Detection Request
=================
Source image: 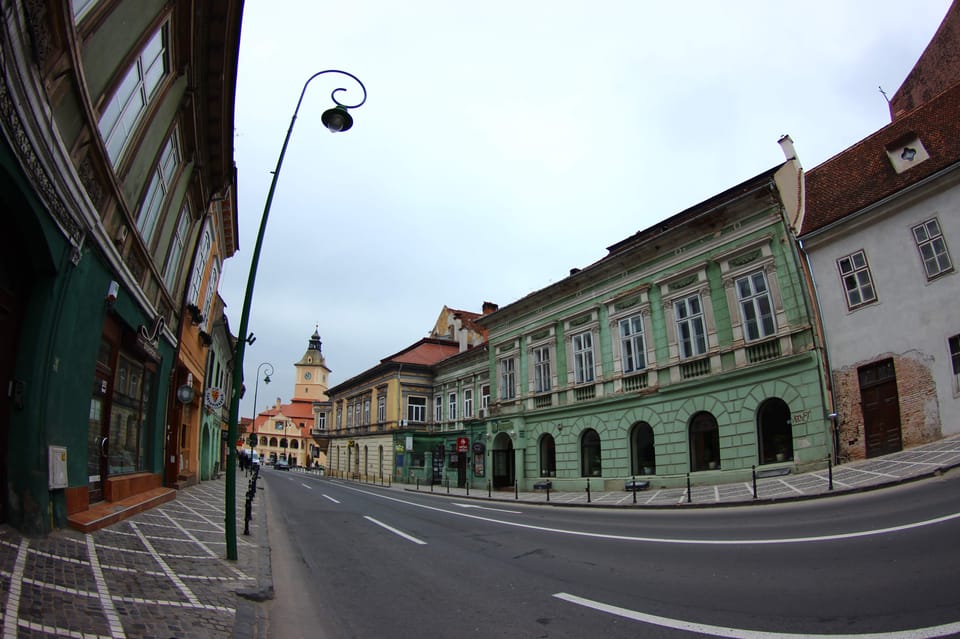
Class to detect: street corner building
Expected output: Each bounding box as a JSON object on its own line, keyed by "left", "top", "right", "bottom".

{"left": 0, "top": 0, "right": 243, "bottom": 534}
{"left": 324, "top": 149, "right": 834, "bottom": 492}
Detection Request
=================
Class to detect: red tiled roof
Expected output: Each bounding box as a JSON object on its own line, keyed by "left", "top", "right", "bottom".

{"left": 889, "top": 0, "right": 960, "bottom": 119}
{"left": 386, "top": 338, "right": 460, "bottom": 366}
{"left": 802, "top": 82, "right": 960, "bottom": 235}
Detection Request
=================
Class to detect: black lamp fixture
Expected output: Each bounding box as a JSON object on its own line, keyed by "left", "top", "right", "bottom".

{"left": 223, "top": 68, "right": 367, "bottom": 560}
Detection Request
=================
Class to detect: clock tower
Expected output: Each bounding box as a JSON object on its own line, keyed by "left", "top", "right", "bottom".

{"left": 293, "top": 328, "right": 331, "bottom": 402}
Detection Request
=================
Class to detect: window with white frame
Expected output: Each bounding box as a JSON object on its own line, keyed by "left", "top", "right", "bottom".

{"left": 136, "top": 129, "right": 180, "bottom": 246}
{"left": 408, "top": 396, "right": 426, "bottom": 423}
{"left": 363, "top": 398, "right": 370, "bottom": 425}
{"left": 98, "top": 25, "right": 169, "bottom": 166}
{"left": 202, "top": 258, "right": 220, "bottom": 323}
{"left": 316, "top": 412, "right": 326, "bottom": 430}
{"left": 463, "top": 388, "right": 473, "bottom": 417}
{"left": 72, "top": 0, "right": 100, "bottom": 21}
{"left": 618, "top": 315, "right": 647, "bottom": 373}
{"left": 837, "top": 250, "right": 877, "bottom": 309}
{"left": 572, "top": 331, "right": 595, "bottom": 384}
{"left": 481, "top": 384, "right": 490, "bottom": 410}
{"left": 336, "top": 406, "right": 342, "bottom": 428}
{"left": 189, "top": 225, "right": 212, "bottom": 304}
{"left": 353, "top": 402, "right": 361, "bottom": 426}
{"left": 163, "top": 204, "right": 190, "bottom": 291}
{"left": 913, "top": 218, "right": 953, "bottom": 280}
{"left": 377, "top": 395, "right": 385, "bottom": 423}
{"left": 500, "top": 358, "right": 516, "bottom": 400}
{"left": 674, "top": 294, "right": 707, "bottom": 358}
{"left": 434, "top": 395, "right": 442, "bottom": 422}
{"left": 736, "top": 271, "right": 776, "bottom": 341}
{"left": 533, "top": 345, "right": 551, "bottom": 393}
{"left": 448, "top": 392, "right": 457, "bottom": 421}
{"left": 346, "top": 403, "right": 353, "bottom": 427}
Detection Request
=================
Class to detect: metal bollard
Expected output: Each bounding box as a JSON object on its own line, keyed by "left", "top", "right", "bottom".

{"left": 466, "top": 482, "right": 470, "bottom": 496}
{"left": 515, "top": 480, "right": 519, "bottom": 500}
{"left": 632, "top": 476, "right": 637, "bottom": 504}
{"left": 488, "top": 480, "right": 492, "bottom": 499}
{"left": 686, "top": 473, "right": 692, "bottom": 503}
{"left": 446, "top": 479, "right": 450, "bottom": 494}
{"left": 752, "top": 465, "right": 758, "bottom": 499}
{"left": 243, "top": 497, "right": 252, "bottom": 536}
{"left": 547, "top": 484, "right": 551, "bottom": 502}
{"left": 586, "top": 478, "right": 591, "bottom": 503}
{"left": 828, "top": 455, "right": 834, "bottom": 491}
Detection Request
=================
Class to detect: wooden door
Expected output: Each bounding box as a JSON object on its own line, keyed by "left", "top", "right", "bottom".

{"left": 860, "top": 360, "right": 902, "bottom": 458}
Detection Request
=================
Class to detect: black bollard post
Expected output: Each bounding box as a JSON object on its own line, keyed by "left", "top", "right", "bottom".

{"left": 416, "top": 476, "right": 420, "bottom": 491}
{"left": 632, "top": 476, "right": 637, "bottom": 504}
{"left": 828, "top": 455, "right": 834, "bottom": 491}
{"left": 686, "top": 473, "right": 692, "bottom": 503}
{"left": 488, "top": 480, "right": 492, "bottom": 499}
{"left": 546, "top": 484, "right": 551, "bottom": 502}
{"left": 752, "top": 465, "right": 758, "bottom": 499}
{"left": 466, "top": 482, "right": 470, "bottom": 496}
{"left": 243, "top": 497, "right": 252, "bottom": 536}
{"left": 447, "top": 479, "right": 450, "bottom": 494}
{"left": 586, "top": 478, "right": 591, "bottom": 503}
{"left": 515, "top": 480, "right": 518, "bottom": 500}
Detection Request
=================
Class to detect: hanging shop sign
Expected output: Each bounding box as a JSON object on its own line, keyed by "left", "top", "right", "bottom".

{"left": 204, "top": 387, "right": 226, "bottom": 409}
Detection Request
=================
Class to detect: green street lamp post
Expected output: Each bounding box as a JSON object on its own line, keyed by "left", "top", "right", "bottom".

{"left": 224, "top": 70, "right": 367, "bottom": 559}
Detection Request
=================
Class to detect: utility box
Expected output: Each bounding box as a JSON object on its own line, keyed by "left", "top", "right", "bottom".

{"left": 48, "top": 446, "right": 68, "bottom": 490}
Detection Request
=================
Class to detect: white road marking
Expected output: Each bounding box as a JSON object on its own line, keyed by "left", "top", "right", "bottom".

{"left": 363, "top": 516, "right": 426, "bottom": 545}
{"left": 554, "top": 592, "right": 960, "bottom": 639}
{"left": 452, "top": 503, "right": 523, "bottom": 514}
{"left": 323, "top": 494, "right": 340, "bottom": 503}
{"left": 301, "top": 483, "right": 313, "bottom": 490}
{"left": 333, "top": 482, "right": 960, "bottom": 545}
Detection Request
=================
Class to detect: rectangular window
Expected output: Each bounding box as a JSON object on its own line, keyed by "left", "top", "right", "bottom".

{"left": 346, "top": 404, "right": 353, "bottom": 428}
{"left": 202, "top": 259, "right": 220, "bottom": 324}
{"left": 408, "top": 396, "right": 426, "bottom": 423}
{"left": 336, "top": 407, "right": 342, "bottom": 428}
{"left": 363, "top": 399, "right": 370, "bottom": 425}
{"left": 448, "top": 392, "right": 457, "bottom": 421}
{"left": 434, "top": 395, "right": 442, "bottom": 422}
{"left": 950, "top": 335, "right": 960, "bottom": 385}
{"left": 136, "top": 130, "right": 181, "bottom": 246}
{"left": 913, "top": 218, "right": 953, "bottom": 279}
{"left": 572, "top": 331, "right": 595, "bottom": 384}
{"left": 317, "top": 413, "right": 326, "bottom": 431}
{"left": 675, "top": 294, "right": 707, "bottom": 358}
{"left": 98, "top": 25, "right": 169, "bottom": 166}
{"left": 533, "top": 345, "right": 551, "bottom": 393}
{"left": 353, "top": 403, "right": 361, "bottom": 426}
{"left": 163, "top": 204, "right": 190, "bottom": 291}
{"left": 481, "top": 384, "right": 490, "bottom": 410}
{"left": 837, "top": 250, "right": 877, "bottom": 309}
{"left": 500, "top": 358, "right": 516, "bottom": 400}
{"left": 189, "top": 226, "right": 212, "bottom": 305}
{"left": 463, "top": 388, "right": 473, "bottom": 417}
{"left": 377, "top": 395, "right": 386, "bottom": 423}
{"left": 736, "top": 271, "right": 776, "bottom": 341}
{"left": 618, "top": 315, "right": 646, "bottom": 373}
{"left": 109, "top": 353, "right": 152, "bottom": 474}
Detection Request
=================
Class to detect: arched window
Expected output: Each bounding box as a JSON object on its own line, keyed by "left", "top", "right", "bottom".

{"left": 268, "top": 436, "right": 277, "bottom": 447}
{"left": 690, "top": 412, "right": 720, "bottom": 471}
{"left": 260, "top": 436, "right": 268, "bottom": 446}
{"left": 631, "top": 422, "right": 656, "bottom": 476}
{"left": 758, "top": 398, "right": 793, "bottom": 464}
{"left": 291, "top": 439, "right": 299, "bottom": 450}
{"left": 539, "top": 434, "right": 556, "bottom": 477}
{"left": 581, "top": 429, "right": 602, "bottom": 477}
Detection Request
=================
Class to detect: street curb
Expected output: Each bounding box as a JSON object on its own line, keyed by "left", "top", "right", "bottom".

{"left": 234, "top": 476, "right": 273, "bottom": 639}
{"left": 396, "top": 461, "right": 960, "bottom": 510}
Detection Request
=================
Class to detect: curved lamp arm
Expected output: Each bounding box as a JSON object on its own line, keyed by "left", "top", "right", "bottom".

{"left": 225, "top": 70, "right": 366, "bottom": 560}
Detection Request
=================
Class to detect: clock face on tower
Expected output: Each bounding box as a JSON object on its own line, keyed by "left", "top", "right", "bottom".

{"left": 304, "top": 372, "right": 312, "bottom": 380}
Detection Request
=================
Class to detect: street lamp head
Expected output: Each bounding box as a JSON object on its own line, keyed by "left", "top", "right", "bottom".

{"left": 264, "top": 374, "right": 271, "bottom": 385}
{"left": 321, "top": 105, "right": 353, "bottom": 133}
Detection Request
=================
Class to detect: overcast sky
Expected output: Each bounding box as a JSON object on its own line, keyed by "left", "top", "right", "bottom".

{"left": 222, "top": 0, "right": 953, "bottom": 418}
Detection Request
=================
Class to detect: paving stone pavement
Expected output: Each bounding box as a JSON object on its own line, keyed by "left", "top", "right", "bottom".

{"left": 0, "top": 469, "right": 270, "bottom": 639}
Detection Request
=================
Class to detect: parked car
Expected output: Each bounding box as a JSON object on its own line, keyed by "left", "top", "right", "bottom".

{"left": 275, "top": 458, "right": 290, "bottom": 471}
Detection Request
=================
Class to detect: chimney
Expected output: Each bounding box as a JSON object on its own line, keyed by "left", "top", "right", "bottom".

{"left": 482, "top": 301, "right": 499, "bottom": 315}
{"left": 778, "top": 134, "right": 798, "bottom": 161}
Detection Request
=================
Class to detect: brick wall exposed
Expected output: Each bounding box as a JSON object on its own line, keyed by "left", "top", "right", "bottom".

{"left": 832, "top": 352, "right": 941, "bottom": 461}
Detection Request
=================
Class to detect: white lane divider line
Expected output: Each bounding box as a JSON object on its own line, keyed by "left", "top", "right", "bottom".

{"left": 364, "top": 516, "right": 427, "bottom": 545}
{"left": 323, "top": 495, "right": 340, "bottom": 504}
{"left": 86, "top": 536, "right": 126, "bottom": 638}
{"left": 452, "top": 503, "right": 522, "bottom": 514}
{"left": 301, "top": 483, "right": 313, "bottom": 490}
{"left": 554, "top": 592, "right": 960, "bottom": 639}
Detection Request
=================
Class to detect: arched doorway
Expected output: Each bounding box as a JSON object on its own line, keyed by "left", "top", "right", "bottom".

{"left": 492, "top": 432, "right": 514, "bottom": 488}
{"left": 539, "top": 434, "right": 556, "bottom": 477}
{"left": 757, "top": 398, "right": 793, "bottom": 464}
{"left": 581, "top": 429, "right": 602, "bottom": 477}
{"left": 690, "top": 412, "right": 720, "bottom": 471}
{"left": 630, "top": 422, "right": 656, "bottom": 475}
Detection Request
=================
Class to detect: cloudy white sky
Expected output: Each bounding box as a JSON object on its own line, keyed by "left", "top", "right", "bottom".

{"left": 222, "top": 0, "right": 953, "bottom": 418}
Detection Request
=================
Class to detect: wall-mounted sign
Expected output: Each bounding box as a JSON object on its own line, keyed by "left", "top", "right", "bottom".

{"left": 472, "top": 442, "right": 485, "bottom": 454}
{"left": 457, "top": 437, "right": 469, "bottom": 453}
{"left": 204, "top": 387, "right": 225, "bottom": 409}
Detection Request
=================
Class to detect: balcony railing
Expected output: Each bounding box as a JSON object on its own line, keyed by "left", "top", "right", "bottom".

{"left": 746, "top": 338, "right": 781, "bottom": 363}
{"left": 680, "top": 357, "right": 710, "bottom": 379}
{"left": 622, "top": 372, "right": 648, "bottom": 392}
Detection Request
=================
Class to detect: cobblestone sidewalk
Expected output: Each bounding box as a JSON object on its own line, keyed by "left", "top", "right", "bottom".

{"left": 0, "top": 472, "right": 269, "bottom": 639}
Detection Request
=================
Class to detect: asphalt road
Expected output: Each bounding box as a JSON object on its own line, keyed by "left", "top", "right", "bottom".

{"left": 261, "top": 469, "right": 960, "bottom": 638}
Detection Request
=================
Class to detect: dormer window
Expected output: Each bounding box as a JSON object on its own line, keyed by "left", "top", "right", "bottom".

{"left": 885, "top": 133, "right": 929, "bottom": 174}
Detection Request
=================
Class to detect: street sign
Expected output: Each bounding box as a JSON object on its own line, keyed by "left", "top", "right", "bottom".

{"left": 456, "top": 437, "right": 469, "bottom": 453}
